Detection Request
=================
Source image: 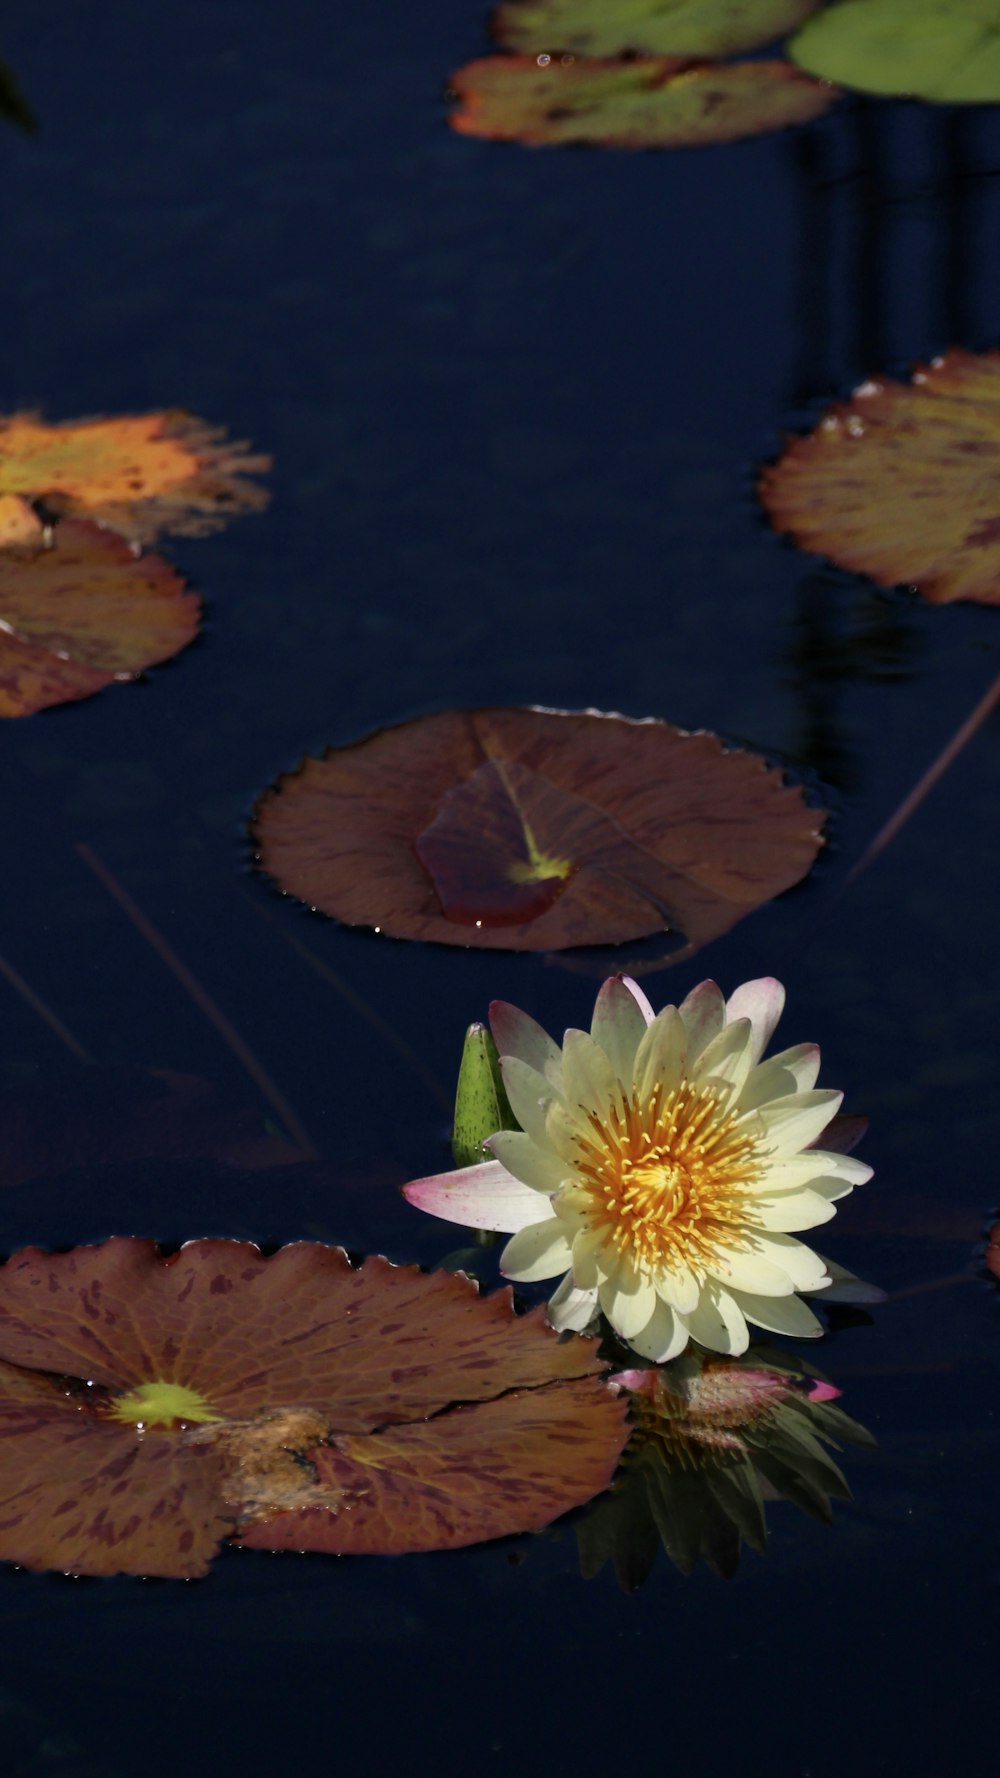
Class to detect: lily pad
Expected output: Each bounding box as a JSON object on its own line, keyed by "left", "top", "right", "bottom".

{"left": 251, "top": 706, "right": 825, "bottom": 953}
{"left": 492, "top": 0, "right": 823, "bottom": 58}
{"left": 789, "top": 0, "right": 1000, "bottom": 103}
{"left": 0, "top": 410, "right": 269, "bottom": 543}
{"left": 447, "top": 55, "right": 837, "bottom": 147}
{"left": 0, "top": 520, "right": 200, "bottom": 717}
{"left": 760, "top": 350, "right": 1000, "bottom": 607}
{"left": 0, "top": 1239, "right": 627, "bottom": 1577}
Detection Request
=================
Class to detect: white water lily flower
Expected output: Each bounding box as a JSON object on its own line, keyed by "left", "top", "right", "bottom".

{"left": 403, "top": 976, "right": 871, "bottom": 1362}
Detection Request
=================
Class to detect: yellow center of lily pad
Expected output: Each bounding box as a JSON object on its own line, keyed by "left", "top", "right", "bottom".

{"left": 108, "top": 1379, "right": 222, "bottom": 1429}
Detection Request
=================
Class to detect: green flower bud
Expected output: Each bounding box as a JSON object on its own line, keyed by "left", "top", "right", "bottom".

{"left": 450, "top": 1022, "right": 519, "bottom": 1167}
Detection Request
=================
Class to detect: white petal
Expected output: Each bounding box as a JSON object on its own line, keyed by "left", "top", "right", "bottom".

{"left": 629, "top": 1297, "right": 690, "bottom": 1362}
{"left": 689, "top": 1017, "right": 754, "bottom": 1098}
{"left": 403, "top": 1159, "right": 552, "bottom": 1232}
{"left": 684, "top": 1282, "right": 749, "bottom": 1355}
{"left": 499, "top": 1056, "right": 562, "bottom": 1147}
{"left": 757, "top": 1150, "right": 872, "bottom": 1190}
{"left": 590, "top": 976, "right": 650, "bottom": 1083}
{"left": 739, "top": 1043, "right": 821, "bottom": 1111}
{"left": 707, "top": 1245, "right": 795, "bottom": 1296}
{"left": 753, "top": 1187, "right": 837, "bottom": 1232}
{"left": 547, "top": 1274, "right": 599, "bottom": 1332}
{"left": 599, "top": 1263, "right": 659, "bottom": 1340}
{"left": 728, "top": 1289, "right": 824, "bottom": 1339}
{"left": 677, "top": 979, "right": 726, "bottom": 1060}
{"left": 725, "top": 977, "right": 785, "bottom": 1064}
{"left": 633, "top": 1005, "right": 687, "bottom": 1105}
{"left": 500, "top": 1218, "right": 574, "bottom": 1282}
{"left": 489, "top": 1000, "right": 562, "bottom": 1083}
{"left": 561, "top": 1029, "right": 621, "bottom": 1118}
{"left": 751, "top": 1231, "right": 830, "bottom": 1291}
{"left": 485, "top": 1130, "right": 567, "bottom": 1194}
{"left": 805, "top": 1175, "right": 858, "bottom": 1204}
{"left": 621, "top": 976, "right": 655, "bottom": 1025}
{"left": 654, "top": 1260, "right": 701, "bottom": 1315}
{"left": 569, "top": 1226, "right": 615, "bottom": 1290}
{"left": 753, "top": 1089, "right": 843, "bottom": 1155}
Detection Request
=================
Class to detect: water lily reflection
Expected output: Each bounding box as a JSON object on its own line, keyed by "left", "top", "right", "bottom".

{"left": 578, "top": 1350, "right": 875, "bottom": 1588}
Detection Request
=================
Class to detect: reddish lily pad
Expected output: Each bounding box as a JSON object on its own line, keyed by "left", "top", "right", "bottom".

{"left": 251, "top": 706, "right": 825, "bottom": 953}
{"left": 760, "top": 349, "right": 1000, "bottom": 606}
{"left": 491, "top": 0, "right": 824, "bottom": 58}
{"left": 0, "top": 1239, "right": 627, "bottom": 1577}
{"left": 447, "top": 55, "right": 837, "bottom": 149}
{"left": 0, "top": 520, "right": 201, "bottom": 717}
{"left": 0, "top": 410, "right": 269, "bottom": 544}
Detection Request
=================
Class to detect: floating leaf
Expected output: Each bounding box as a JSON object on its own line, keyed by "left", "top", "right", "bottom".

{"left": 251, "top": 707, "right": 824, "bottom": 953}
{"left": 0, "top": 520, "right": 200, "bottom": 717}
{"left": 0, "top": 1240, "right": 627, "bottom": 1577}
{"left": 789, "top": 0, "right": 1000, "bottom": 103}
{"left": 986, "top": 1219, "right": 1000, "bottom": 1283}
{"left": 760, "top": 350, "right": 1000, "bottom": 607}
{"left": 577, "top": 1350, "right": 875, "bottom": 1587}
{"left": 0, "top": 410, "right": 269, "bottom": 543}
{"left": 447, "top": 55, "right": 837, "bottom": 147}
{"left": 492, "top": 0, "right": 823, "bottom": 58}
{"left": 0, "top": 494, "right": 43, "bottom": 545}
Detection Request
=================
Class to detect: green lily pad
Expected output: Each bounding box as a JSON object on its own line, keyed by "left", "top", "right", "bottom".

{"left": 448, "top": 54, "right": 838, "bottom": 150}
{"left": 789, "top": 0, "right": 1000, "bottom": 103}
{"left": 492, "top": 0, "right": 823, "bottom": 58}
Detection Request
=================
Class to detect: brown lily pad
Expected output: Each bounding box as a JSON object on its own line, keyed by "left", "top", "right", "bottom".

{"left": 447, "top": 55, "right": 837, "bottom": 149}
{"left": 0, "top": 519, "right": 200, "bottom": 717}
{"left": 491, "top": 0, "right": 823, "bottom": 58}
{"left": 251, "top": 706, "right": 825, "bottom": 953}
{"left": 0, "top": 1239, "right": 627, "bottom": 1577}
{"left": 760, "top": 349, "right": 1000, "bottom": 607}
{"left": 0, "top": 410, "right": 269, "bottom": 544}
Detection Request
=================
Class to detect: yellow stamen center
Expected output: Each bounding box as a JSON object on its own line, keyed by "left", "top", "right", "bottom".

{"left": 570, "top": 1080, "right": 767, "bottom": 1275}
{"left": 108, "top": 1379, "right": 222, "bottom": 1429}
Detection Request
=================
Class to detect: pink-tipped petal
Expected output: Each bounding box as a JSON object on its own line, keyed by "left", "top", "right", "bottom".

{"left": 489, "top": 1000, "right": 561, "bottom": 1079}
{"left": 807, "top": 1380, "right": 842, "bottom": 1403}
{"left": 591, "top": 976, "right": 652, "bottom": 1083}
{"left": 725, "top": 976, "right": 785, "bottom": 1064}
{"left": 403, "top": 1159, "right": 552, "bottom": 1233}
{"left": 621, "top": 976, "right": 655, "bottom": 1025}
{"left": 677, "top": 979, "right": 726, "bottom": 1060}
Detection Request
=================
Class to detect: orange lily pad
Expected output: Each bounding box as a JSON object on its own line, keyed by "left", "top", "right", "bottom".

{"left": 760, "top": 349, "right": 1000, "bottom": 607}
{"left": 0, "top": 519, "right": 200, "bottom": 717}
{"left": 491, "top": 0, "right": 823, "bottom": 58}
{"left": 0, "top": 410, "right": 269, "bottom": 544}
{"left": 0, "top": 1239, "right": 628, "bottom": 1577}
{"left": 0, "top": 493, "right": 44, "bottom": 545}
{"left": 447, "top": 55, "right": 837, "bottom": 148}
{"left": 250, "top": 706, "right": 825, "bottom": 953}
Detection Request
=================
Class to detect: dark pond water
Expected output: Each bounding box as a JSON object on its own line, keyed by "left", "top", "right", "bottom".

{"left": 0, "top": 5, "right": 997, "bottom": 1774}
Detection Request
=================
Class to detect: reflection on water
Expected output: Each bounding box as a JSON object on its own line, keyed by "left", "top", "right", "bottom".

{"left": 578, "top": 1348, "right": 874, "bottom": 1587}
